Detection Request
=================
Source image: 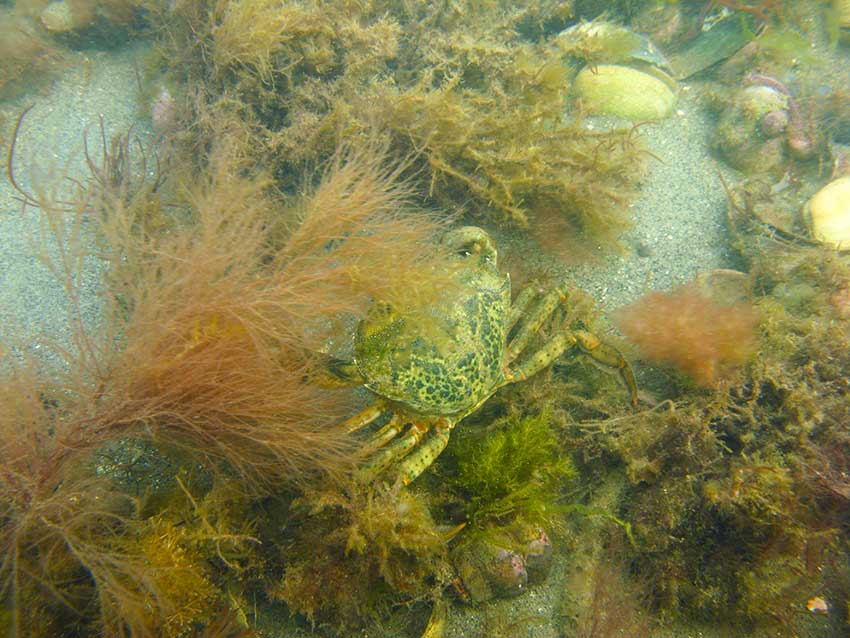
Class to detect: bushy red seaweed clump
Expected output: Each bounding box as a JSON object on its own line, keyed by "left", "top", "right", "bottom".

{"left": 613, "top": 283, "right": 758, "bottom": 386}
{"left": 0, "top": 117, "right": 456, "bottom": 635}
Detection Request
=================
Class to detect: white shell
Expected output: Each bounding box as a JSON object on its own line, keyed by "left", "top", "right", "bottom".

{"left": 574, "top": 64, "right": 676, "bottom": 121}
{"left": 804, "top": 176, "right": 850, "bottom": 250}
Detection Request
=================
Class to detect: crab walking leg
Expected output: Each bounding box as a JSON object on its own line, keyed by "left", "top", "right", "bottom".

{"left": 343, "top": 403, "right": 385, "bottom": 433}
{"left": 572, "top": 330, "right": 638, "bottom": 407}
{"left": 421, "top": 598, "right": 448, "bottom": 638}
{"left": 506, "top": 328, "right": 638, "bottom": 406}
{"left": 505, "top": 286, "right": 567, "bottom": 363}
{"left": 506, "top": 331, "right": 574, "bottom": 383}
{"left": 356, "top": 420, "right": 433, "bottom": 483}
{"left": 362, "top": 413, "right": 405, "bottom": 451}
{"left": 397, "top": 417, "right": 455, "bottom": 485}
{"left": 506, "top": 284, "right": 539, "bottom": 333}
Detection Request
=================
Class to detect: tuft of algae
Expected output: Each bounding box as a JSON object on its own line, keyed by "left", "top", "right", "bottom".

{"left": 445, "top": 409, "right": 577, "bottom": 531}
{"left": 267, "top": 481, "right": 452, "bottom": 633}
{"left": 564, "top": 219, "right": 850, "bottom": 631}
{"left": 144, "top": 0, "right": 648, "bottom": 254}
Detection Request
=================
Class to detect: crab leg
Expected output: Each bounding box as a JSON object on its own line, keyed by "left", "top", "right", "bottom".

{"left": 506, "top": 286, "right": 566, "bottom": 363}
{"left": 421, "top": 598, "right": 448, "bottom": 638}
{"left": 343, "top": 403, "right": 384, "bottom": 433}
{"left": 397, "top": 418, "right": 454, "bottom": 485}
{"left": 506, "top": 328, "right": 638, "bottom": 406}
{"left": 363, "top": 414, "right": 404, "bottom": 451}
{"left": 356, "top": 420, "right": 432, "bottom": 483}
{"left": 506, "top": 284, "right": 539, "bottom": 332}
{"left": 506, "top": 331, "right": 574, "bottom": 383}
{"left": 572, "top": 330, "right": 638, "bottom": 407}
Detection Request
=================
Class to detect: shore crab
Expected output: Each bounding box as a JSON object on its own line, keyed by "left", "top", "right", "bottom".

{"left": 328, "top": 226, "right": 638, "bottom": 485}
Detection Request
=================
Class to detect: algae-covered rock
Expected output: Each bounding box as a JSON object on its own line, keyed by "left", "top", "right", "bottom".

{"left": 804, "top": 176, "right": 850, "bottom": 250}
{"left": 38, "top": 0, "right": 137, "bottom": 41}
{"left": 453, "top": 541, "right": 528, "bottom": 603}
{"left": 575, "top": 64, "right": 676, "bottom": 121}
{"left": 40, "top": 0, "right": 83, "bottom": 33}
{"left": 712, "top": 84, "right": 791, "bottom": 174}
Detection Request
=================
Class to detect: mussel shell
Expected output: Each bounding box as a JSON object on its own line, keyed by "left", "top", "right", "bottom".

{"left": 669, "top": 13, "right": 759, "bottom": 80}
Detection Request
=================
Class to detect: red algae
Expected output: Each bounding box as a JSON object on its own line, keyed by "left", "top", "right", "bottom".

{"left": 613, "top": 283, "right": 758, "bottom": 386}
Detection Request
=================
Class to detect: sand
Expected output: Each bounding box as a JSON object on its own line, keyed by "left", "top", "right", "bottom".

{"left": 568, "top": 88, "right": 743, "bottom": 311}
{"left": 0, "top": 43, "right": 152, "bottom": 368}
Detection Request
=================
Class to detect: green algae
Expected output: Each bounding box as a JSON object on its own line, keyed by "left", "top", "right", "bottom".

{"left": 446, "top": 410, "right": 576, "bottom": 530}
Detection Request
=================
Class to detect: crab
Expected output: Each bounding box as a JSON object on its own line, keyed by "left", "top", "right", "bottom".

{"left": 328, "top": 226, "right": 637, "bottom": 485}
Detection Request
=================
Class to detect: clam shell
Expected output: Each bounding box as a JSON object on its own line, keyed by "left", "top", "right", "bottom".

{"left": 804, "top": 176, "right": 850, "bottom": 250}
{"left": 575, "top": 64, "right": 676, "bottom": 121}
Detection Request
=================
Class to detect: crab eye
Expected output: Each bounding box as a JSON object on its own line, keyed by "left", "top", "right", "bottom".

{"left": 457, "top": 243, "right": 477, "bottom": 257}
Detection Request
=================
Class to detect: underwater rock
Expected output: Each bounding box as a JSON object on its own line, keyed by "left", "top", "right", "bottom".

{"left": 454, "top": 541, "right": 528, "bottom": 603}
{"left": 40, "top": 0, "right": 85, "bottom": 33}
{"left": 574, "top": 64, "right": 676, "bottom": 121}
{"left": 451, "top": 523, "right": 555, "bottom": 603}
{"left": 38, "top": 0, "right": 135, "bottom": 41}
{"left": 742, "top": 85, "right": 790, "bottom": 119}
{"left": 557, "top": 20, "right": 672, "bottom": 70}
{"left": 631, "top": 2, "right": 685, "bottom": 47}
{"left": 830, "top": 285, "right": 850, "bottom": 318}
{"left": 694, "top": 269, "right": 751, "bottom": 306}
{"left": 803, "top": 176, "right": 850, "bottom": 250}
{"left": 759, "top": 109, "right": 789, "bottom": 138}
{"left": 712, "top": 84, "right": 790, "bottom": 174}
{"left": 151, "top": 86, "right": 177, "bottom": 133}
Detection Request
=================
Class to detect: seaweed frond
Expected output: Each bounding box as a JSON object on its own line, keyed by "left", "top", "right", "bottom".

{"left": 448, "top": 410, "right": 576, "bottom": 528}
{"left": 614, "top": 282, "right": 758, "bottom": 387}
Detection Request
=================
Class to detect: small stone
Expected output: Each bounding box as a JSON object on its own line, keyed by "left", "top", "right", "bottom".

{"left": 522, "top": 528, "right": 553, "bottom": 585}
{"left": 39, "top": 0, "right": 93, "bottom": 34}
{"left": 40, "top": 1, "right": 75, "bottom": 33}
{"left": 453, "top": 541, "right": 528, "bottom": 603}
{"left": 488, "top": 548, "right": 528, "bottom": 597}
{"left": 152, "top": 87, "right": 177, "bottom": 133}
